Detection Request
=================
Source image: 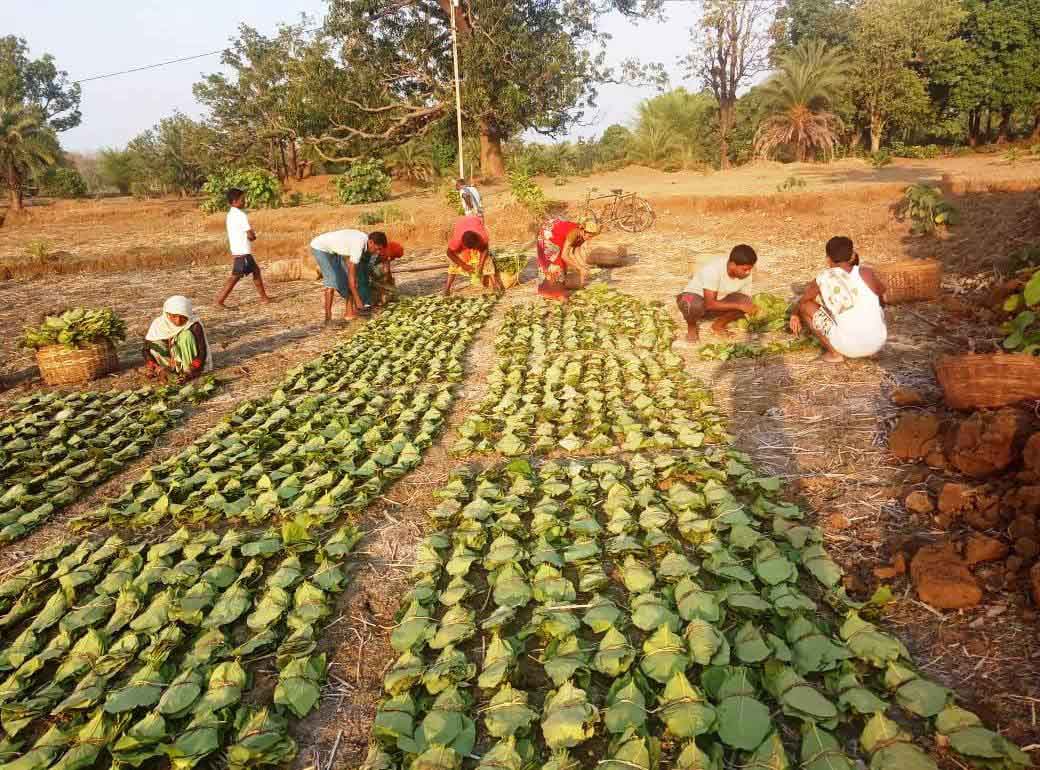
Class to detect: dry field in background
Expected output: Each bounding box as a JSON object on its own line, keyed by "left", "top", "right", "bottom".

{"left": 0, "top": 155, "right": 1039, "bottom": 766}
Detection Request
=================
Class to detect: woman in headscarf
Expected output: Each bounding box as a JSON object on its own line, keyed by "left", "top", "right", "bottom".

{"left": 142, "top": 296, "right": 213, "bottom": 382}
{"left": 536, "top": 217, "right": 600, "bottom": 301}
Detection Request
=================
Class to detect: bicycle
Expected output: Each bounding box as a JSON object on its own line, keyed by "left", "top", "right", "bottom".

{"left": 578, "top": 187, "right": 656, "bottom": 233}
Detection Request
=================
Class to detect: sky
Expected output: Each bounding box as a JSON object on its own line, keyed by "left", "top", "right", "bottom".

{"left": 1, "top": 0, "right": 698, "bottom": 153}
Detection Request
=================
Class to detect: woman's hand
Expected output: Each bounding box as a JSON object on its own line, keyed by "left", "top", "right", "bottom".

{"left": 789, "top": 314, "right": 802, "bottom": 335}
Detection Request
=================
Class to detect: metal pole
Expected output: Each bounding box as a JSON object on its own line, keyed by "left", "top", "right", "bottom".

{"left": 450, "top": 0, "right": 465, "bottom": 179}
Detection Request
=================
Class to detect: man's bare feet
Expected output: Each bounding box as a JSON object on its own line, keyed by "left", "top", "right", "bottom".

{"left": 685, "top": 328, "right": 700, "bottom": 343}
{"left": 818, "top": 351, "right": 844, "bottom": 363}
{"left": 710, "top": 319, "right": 734, "bottom": 337}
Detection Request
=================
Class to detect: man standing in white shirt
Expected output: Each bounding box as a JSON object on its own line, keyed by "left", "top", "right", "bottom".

{"left": 309, "top": 229, "right": 388, "bottom": 324}
{"left": 675, "top": 244, "right": 759, "bottom": 341}
{"left": 456, "top": 178, "right": 484, "bottom": 220}
{"left": 216, "top": 188, "right": 271, "bottom": 308}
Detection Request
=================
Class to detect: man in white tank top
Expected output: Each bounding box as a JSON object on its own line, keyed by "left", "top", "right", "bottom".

{"left": 789, "top": 236, "right": 888, "bottom": 362}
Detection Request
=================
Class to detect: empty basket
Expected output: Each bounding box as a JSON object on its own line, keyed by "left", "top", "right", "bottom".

{"left": 876, "top": 259, "right": 942, "bottom": 304}
{"left": 935, "top": 353, "right": 1040, "bottom": 409}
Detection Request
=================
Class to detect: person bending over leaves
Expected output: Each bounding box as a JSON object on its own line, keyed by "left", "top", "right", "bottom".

{"left": 143, "top": 295, "right": 213, "bottom": 382}
{"left": 676, "top": 244, "right": 759, "bottom": 341}
{"left": 789, "top": 236, "right": 887, "bottom": 363}
{"left": 444, "top": 215, "right": 504, "bottom": 296}
{"left": 536, "top": 217, "right": 600, "bottom": 302}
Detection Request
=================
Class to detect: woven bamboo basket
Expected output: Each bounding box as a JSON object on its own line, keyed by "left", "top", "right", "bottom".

{"left": 935, "top": 353, "right": 1040, "bottom": 409}
{"left": 876, "top": 259, "right": 943, "bottom": 304}
{"left": 36, "top": 340, "right": 119, "bottom": 386}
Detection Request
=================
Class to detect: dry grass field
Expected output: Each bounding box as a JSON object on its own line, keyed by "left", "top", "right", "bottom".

{"left": 1, "top": 154, "right": 1040, "bottom": 766}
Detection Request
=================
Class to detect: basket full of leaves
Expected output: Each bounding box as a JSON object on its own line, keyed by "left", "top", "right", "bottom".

{"left": 492, "top": 249, "right": 528, "bottom": 289}
{"left": 22, "top": 307, "right": 127, "bottom": 385}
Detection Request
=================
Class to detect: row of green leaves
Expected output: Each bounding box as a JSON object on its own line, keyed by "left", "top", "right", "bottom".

{"left": 0, "top": 522, "right": 362, "bottom": 770}
{"left": 281, "top": 295, "right": 496, "bottom": 393}
{"left": 696, "top": 337, "right": 821, "bottom": 361}
{"left": 362, "top": 455, "right": 1027, "bottom": 770}
{"left": 452, "top": 349, "right": 727, "bottom": 457}
{"left": 0, "top": 379, "right": 219, "bottom": 544}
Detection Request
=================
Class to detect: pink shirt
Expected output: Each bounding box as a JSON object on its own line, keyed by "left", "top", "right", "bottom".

{"left": 448, "top": 216, "right": 489, "bottom": 252}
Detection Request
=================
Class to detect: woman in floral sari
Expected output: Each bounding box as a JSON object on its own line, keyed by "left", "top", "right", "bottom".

{"left": 536, "top": 217, "right": 600, "bottom": 300}
{"left": 143, "top": 296, "right": 213, "bottom": 382}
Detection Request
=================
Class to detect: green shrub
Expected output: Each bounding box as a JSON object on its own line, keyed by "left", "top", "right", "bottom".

{"left": 1004, "top": 147, "right": 1022, "bottom": 164}
{"left": 507, "top": 166, "right": 548, "bottom": 218}
{"left": 200, "top": 168, "right": 282, "bottom": 213}
{"left": 868, "top": 151, "right": 892, "bottom": 169}
{"left": 900, "top": 184, "right": 959, "bottom": 234}
{"left": 40, "top": 167, "right": 87, "bottom": 199}
{"left": 24, "top": 239, "right": 54, "bottom": 262}
{"left": 283, "top": 191, "right": 303, "bottom": 208}
{"left": 335, "top": 159, "right": 392, "bottom": 204}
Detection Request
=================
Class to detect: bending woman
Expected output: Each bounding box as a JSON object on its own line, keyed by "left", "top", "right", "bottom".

{"left": 143, "top": 295, "right": 213, "bottom": 382}
{"left": 790, "top": 236, "right": 887, "bottom": 363}
{"left": 536, "top": 217, "right": 600, "bottom": 300}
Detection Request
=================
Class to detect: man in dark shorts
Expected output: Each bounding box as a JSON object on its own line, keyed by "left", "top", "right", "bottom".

{"left": 216, "top": 188, "right": 271, "bottom": 308}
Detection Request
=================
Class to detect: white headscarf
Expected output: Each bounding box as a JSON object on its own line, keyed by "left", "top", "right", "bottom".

{"left": 146, "top": 296, "right": 213, "bottom": 371}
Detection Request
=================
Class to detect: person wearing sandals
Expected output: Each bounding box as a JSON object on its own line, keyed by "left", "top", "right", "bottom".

{"left": 789, "top": 236, "right": 887, "bottom": 363}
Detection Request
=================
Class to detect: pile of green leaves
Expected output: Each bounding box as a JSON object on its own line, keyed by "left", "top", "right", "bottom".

{"left": 280, "top": 296, "right": 495, "bottom": 393}
{"left": 1000, "top": 269, "right": 1040, "bottom": 353}
{"left": 697, "top": 337, "right": 821, "bottom": 361}
{"left": 0, "top": 379, "right": 218, "bottom": 544}
{"left": 732, "top": 293, "right": 791, "bottom": 333}
{"left": 21, "top": 308, "right": 128, "bottom": 350}
{"left": 492, "top": 250, "right": 528, "bottom": 277}
{"left": 71, "top": 297, "right": 495, "bottom": 532}
{"left": 0, "top": 521, "right": 363, "bottom": 770}
{"left": 362, "top": 455, "right": 1029, "bottom": 770}
{"left": 453, "top": 349, "right": 727, "bottom": 457}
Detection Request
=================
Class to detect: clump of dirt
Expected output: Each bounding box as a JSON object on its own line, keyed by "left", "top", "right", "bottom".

{"left": 946, "top": 408, "right": 1029, "bottom": 478}
{"left": 910, "top": 541, "right": 984, "bottom": 609}
{"left": 889, "top": 412, "right": 941, "bottom": 460}
{"left": 964, "top": 534, "right": 1009, "bottom": 566}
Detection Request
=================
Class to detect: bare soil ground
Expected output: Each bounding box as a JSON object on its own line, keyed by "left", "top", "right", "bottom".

{"left": 1, "top": 156, "right": 1039, "bottom": 766}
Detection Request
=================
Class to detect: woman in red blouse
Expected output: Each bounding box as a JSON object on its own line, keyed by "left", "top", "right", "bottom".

{"left": 535, "top": 217, "right": 600, "bottom": 300}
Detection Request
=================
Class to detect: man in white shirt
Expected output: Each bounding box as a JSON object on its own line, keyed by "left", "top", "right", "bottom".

{"left": 676, "top": 244, "right": 759, "bottom": 341}
{"left": 456, "top": 179, "right": 484, "bottom": 219}
{"left": 216, "top": 188, "right": 271, "bottom": 308}
{"left": 310, "top": 229, "right": 388, "bottom": 324}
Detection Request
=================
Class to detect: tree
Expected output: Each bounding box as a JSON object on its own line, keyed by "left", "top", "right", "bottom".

{"left": 772, "top": 0, "right": 855, "bottom": 57}
{"left": 124, "top": 114, "right": 216, "bottom": 195}
{"left": 318, "top": 0, "right": 613, "bottom": 178}
{"left": 97, "top": 148, "right": 135, "bottom": 194}
{"left": 754, "top": 39, "right": 850, "bottom": 160}
{"left": 0, "top": 101, "right": 57, "bottom": 209}
{"left": 929, "top": 0, "right": 1040, "bottom": 145}
{"left": 194, "top": 21, "right": 323, "bottom": 181}
{"left": 686, "top": 0, "right": 778, "bottom": 168}
{"left": 635, "top": 88, "right": 718, "bottom": 162}
{"left": 848, "top": 0, "right": 964, "bottom": 152}
{"left": 0, "top": 36, "right": 80, "bottom": 209}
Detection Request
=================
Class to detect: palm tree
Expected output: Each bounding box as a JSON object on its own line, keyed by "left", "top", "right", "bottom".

{"left": 754, "top": 40, "right": 850, "bottom": 162}
{"left": 627, "top": 121, "right": 683, "bottom": 167}
{"left": 0, "top": 101, "right": 58, "bottom": 211}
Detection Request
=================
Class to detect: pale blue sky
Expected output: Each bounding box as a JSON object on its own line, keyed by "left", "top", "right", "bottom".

{"left": 1, "top": 1, "right": 698, "bottom": 152}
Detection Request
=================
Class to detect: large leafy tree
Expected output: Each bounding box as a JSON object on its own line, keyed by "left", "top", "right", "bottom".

{"left": 0, "top": 36, "right": 80, "bottom": 210}
{"left": 631, "top": 88, "right": 718, "bottom": 166}
{"left": 194, "top": 21, "right": 326, "bottom": 180}
{"left": 317, "top": 0, "right": 612, "bottom": 177}
{"left": 929, "top": 0, "right": 1040, "bottom": 145}
{"left": 123, "top": 114, "right": 218, "bottom": 195}
{"left": 848, "top": 0, "right": 963, "bottom": 152}
{"left": 685, "top": 0, "right": 778, "bottom": 168}
{"left": 754, "top": 39, "right": 850, "bottom": 160}
{"left": 771, "top": 0, "right": 856, "bottom": 57}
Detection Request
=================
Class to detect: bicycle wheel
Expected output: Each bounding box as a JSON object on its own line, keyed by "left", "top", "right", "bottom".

{"left": 617, "top": 197, "right": 656, "bottom": 233}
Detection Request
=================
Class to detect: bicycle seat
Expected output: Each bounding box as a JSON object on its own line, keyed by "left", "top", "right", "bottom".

{"left": 610, "top": 188, "right": 623, "bottom": 195}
